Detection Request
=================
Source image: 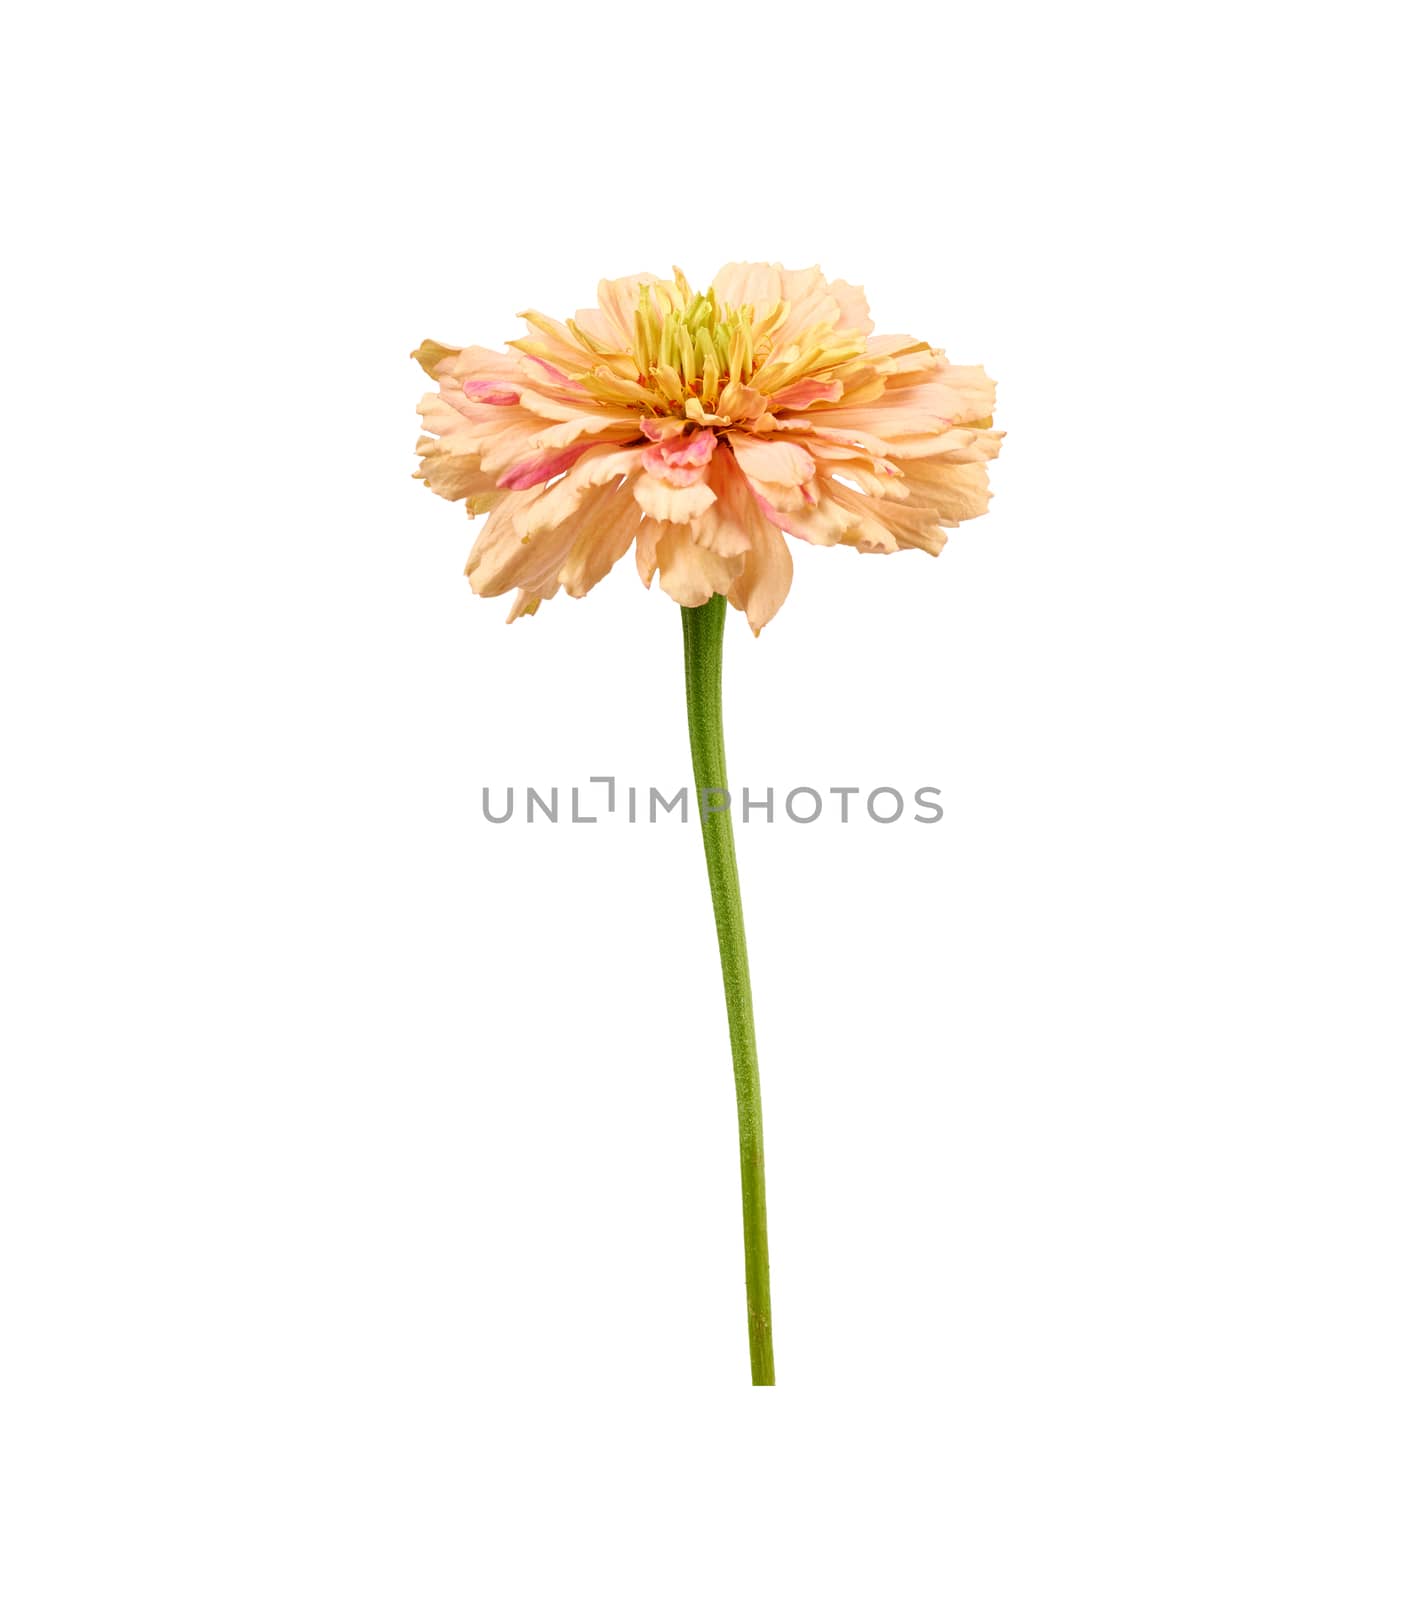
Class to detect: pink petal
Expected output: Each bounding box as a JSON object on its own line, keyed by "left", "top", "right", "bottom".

{"left": 643, "top": 428, "right": 718, "bottom": 487}
{"left": 496, "top": 441, "right": 597, "bottom": 491}
{"left": 463, "top": 379, "right": 520, "bottom": 406}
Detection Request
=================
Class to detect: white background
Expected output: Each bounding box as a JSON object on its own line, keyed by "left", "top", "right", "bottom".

{"left": 3, "top": 2, "right": 1413, "bottom": 1594}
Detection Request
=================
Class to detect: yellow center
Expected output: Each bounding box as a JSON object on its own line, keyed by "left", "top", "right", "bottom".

{"left": 523, "top": 268, "right": 877, "bottom": 421}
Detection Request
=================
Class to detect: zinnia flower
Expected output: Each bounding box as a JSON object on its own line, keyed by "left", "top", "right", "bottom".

{"left": 413, "top": 264, "right": 1002, "bottom": 632}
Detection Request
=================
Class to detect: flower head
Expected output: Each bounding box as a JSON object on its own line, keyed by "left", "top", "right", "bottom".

{"left": 413, "top": 265, "right": 1001, "bottom": 631}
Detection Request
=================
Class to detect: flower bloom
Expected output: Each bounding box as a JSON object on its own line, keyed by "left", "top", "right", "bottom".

{"left": 413, "top": 265, "right": 1002, "bottom": 631}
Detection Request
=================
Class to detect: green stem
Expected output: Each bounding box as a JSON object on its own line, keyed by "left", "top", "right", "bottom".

{"left": 681, "top": 594, "right": 775, "bottom": 1386}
